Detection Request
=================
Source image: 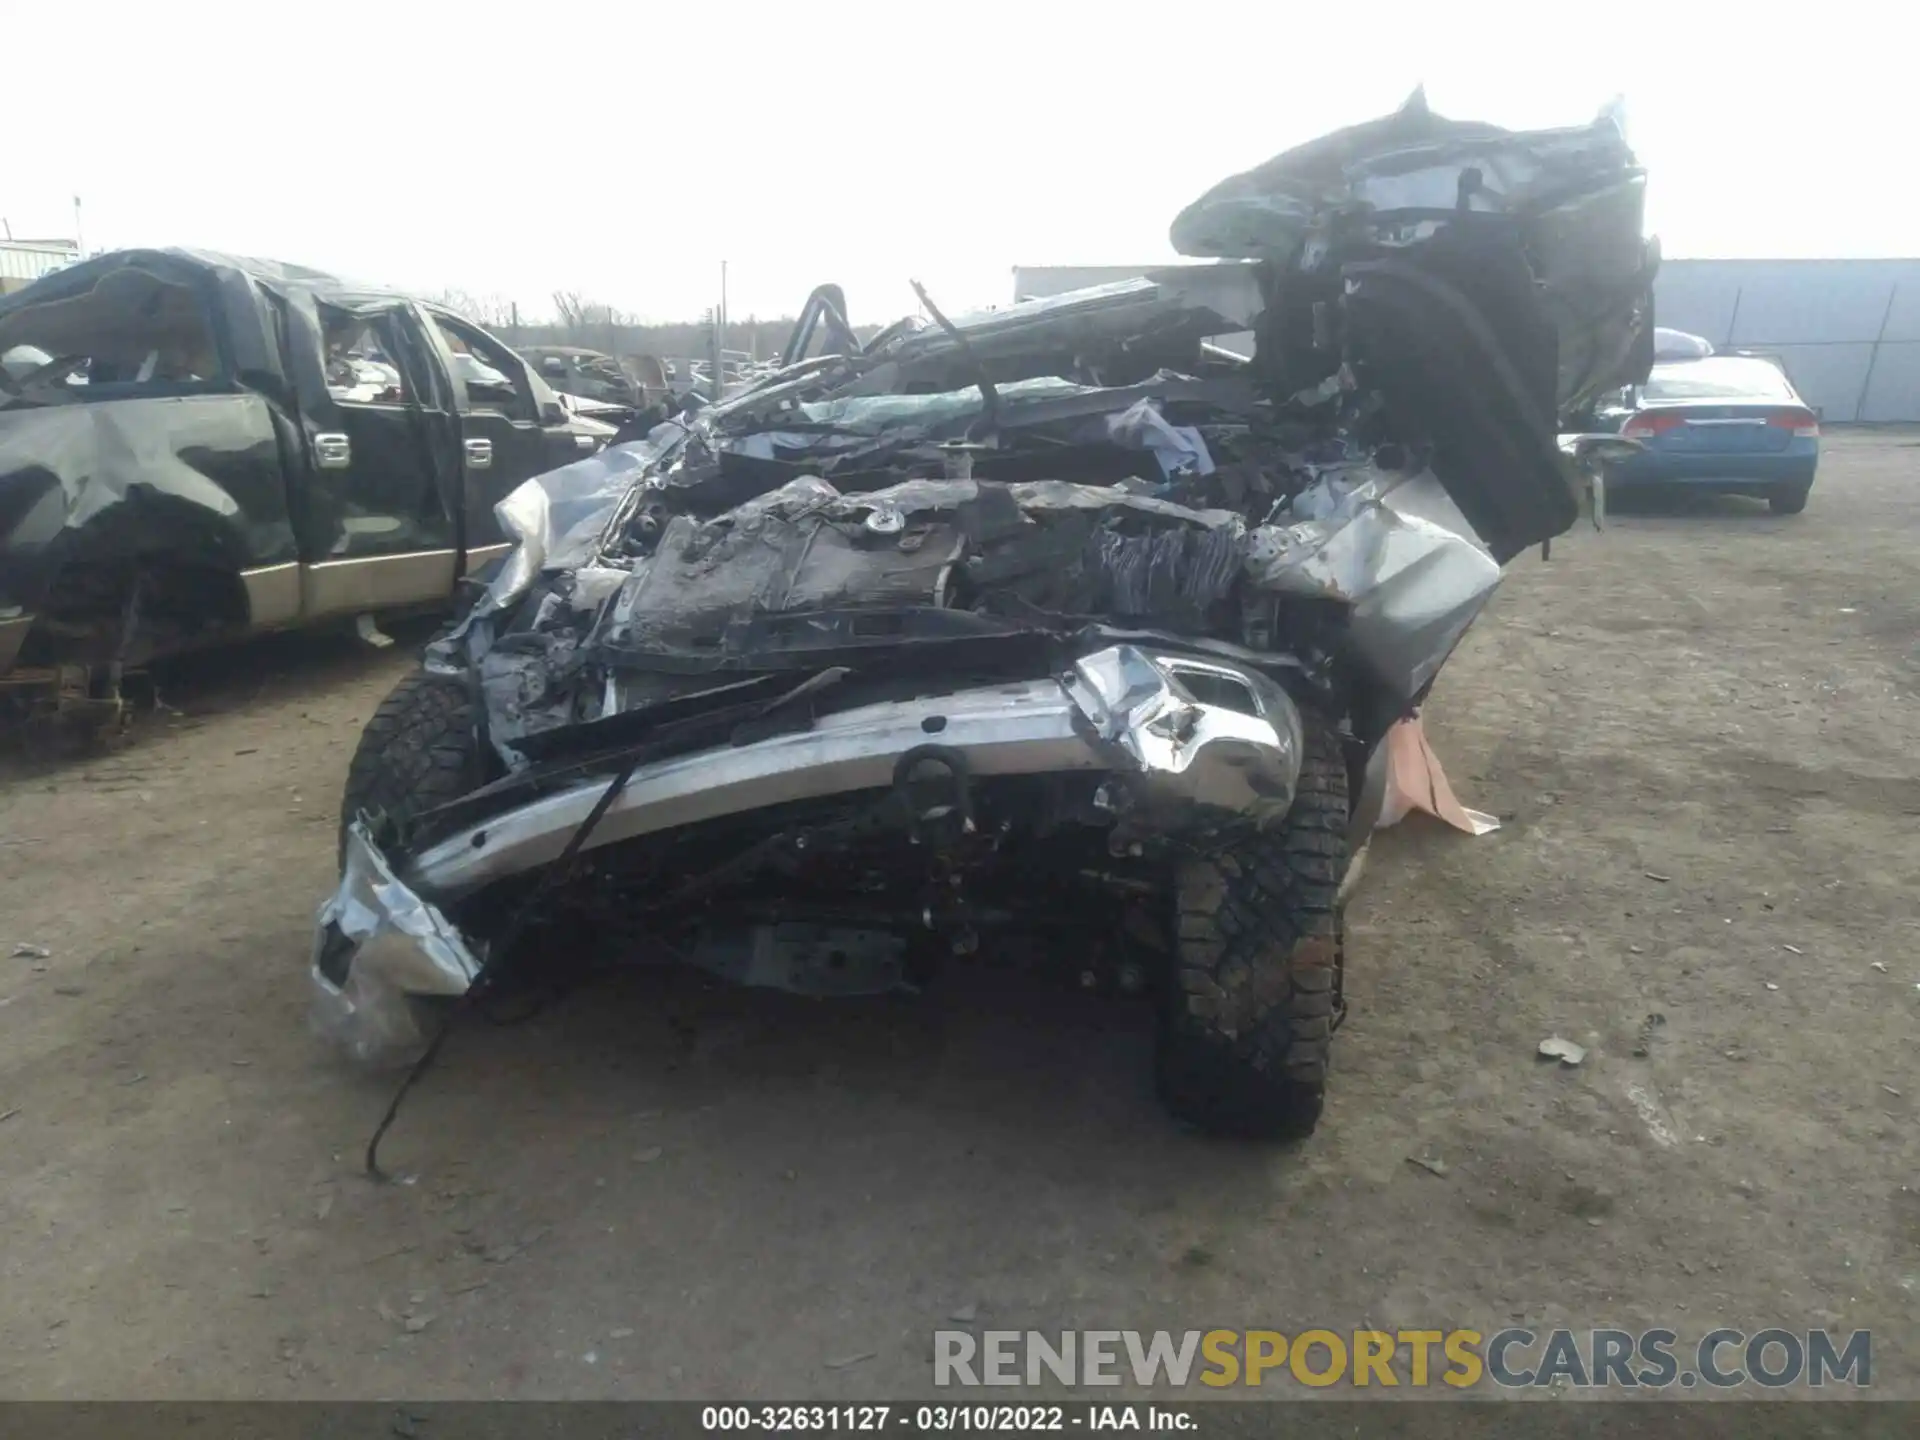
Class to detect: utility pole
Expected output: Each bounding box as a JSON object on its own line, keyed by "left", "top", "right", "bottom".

{"left": 709, "top": 259, "right": 728, "bottom": 399}
{"left": 73, "top": 196, "right": 84, "bottom": 258}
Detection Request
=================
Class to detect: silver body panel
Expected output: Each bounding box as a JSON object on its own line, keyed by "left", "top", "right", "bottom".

{"left": 401, "top": 645, "right": 1305, "bottom": 901}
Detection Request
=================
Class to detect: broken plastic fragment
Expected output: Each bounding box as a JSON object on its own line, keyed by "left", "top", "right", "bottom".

{"left": 1538, "top": 1036, "right": 1586, "bottom": 1066}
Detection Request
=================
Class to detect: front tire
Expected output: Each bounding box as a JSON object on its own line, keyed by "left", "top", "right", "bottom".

{"left": 338, "top": 669, "right": 488, "bottom": 861}
{"left": 1155, "top": 720, "right": 1349, "bottom": 1140}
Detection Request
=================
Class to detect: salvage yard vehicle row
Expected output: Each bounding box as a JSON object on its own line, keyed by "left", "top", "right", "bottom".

{"left": 0, "top": 252, "right": 616, "bottom": 723}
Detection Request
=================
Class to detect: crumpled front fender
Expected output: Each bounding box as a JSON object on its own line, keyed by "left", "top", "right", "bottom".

{"left": 308, "top": 822, "right": 483, "bottom": 1067}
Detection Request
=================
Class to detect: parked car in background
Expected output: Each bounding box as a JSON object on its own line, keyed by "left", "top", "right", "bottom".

{"left": 520, "top": 346, "right": 642, "bottom": 409}
{"left": 1598, "top": 355, "right": 1821, "bottom": 514}
{"left": 0, "top": 249, "right": 614, "bottom": 726}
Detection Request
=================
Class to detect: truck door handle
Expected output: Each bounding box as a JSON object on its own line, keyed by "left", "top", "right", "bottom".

{"left": 465, "top": 438, "right": 494, "bottom": 468}
{"left": 314, "top": 432, "right": 352, "bottom": 470}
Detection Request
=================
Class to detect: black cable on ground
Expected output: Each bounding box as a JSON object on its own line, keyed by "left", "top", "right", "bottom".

{"left": 363, "top": 751, "right": 644, "bottom": 1181}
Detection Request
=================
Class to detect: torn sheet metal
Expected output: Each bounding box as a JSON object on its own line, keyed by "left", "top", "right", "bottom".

{"left": 1006, "top": 480, "right": 1239, "bottom": 531}
{"left": 1171, "top": 87, "right": 1657, "bottom": 426}
{"left": 867, "top": 273, "right": 1266, "bottom": 381}
{"left": 1245, "top": 465, "right": 1499, "bottom": 701}
{"left": 1170, "top": 86, "right": 1637, "bottom": 258}
{"left": 311, "top": 823, "right": 482, "bottom": 1064}
{"left": 794, "top": 476, "right": 1238, "bottom": 531}
{"left": 481, "top": 422, "right": 687, "bottom": 615}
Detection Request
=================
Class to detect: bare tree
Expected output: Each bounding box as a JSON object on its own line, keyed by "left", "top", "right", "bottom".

{"left": 551, "top": 290, "right": 590, "bottom": 334}
{"left": 428, "top": 288, "right": 517, "bottom": 328}
{"left": 553, "top": 292, "right": 644, "bottom": 356}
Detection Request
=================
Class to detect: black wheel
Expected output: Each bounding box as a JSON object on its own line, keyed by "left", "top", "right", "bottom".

{"left": 1156, "top": 719, "right": 1349, "bottom": 1140}
{"left": 1769, "top": 482, "right": 1811, "bottom": 516}
{"left": 338, "top": 669, "right": 488, "bottom": 861}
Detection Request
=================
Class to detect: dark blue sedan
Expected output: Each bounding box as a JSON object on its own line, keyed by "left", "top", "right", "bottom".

{"left": 1602, "top": 356, "right": 1821, "bottom": 514}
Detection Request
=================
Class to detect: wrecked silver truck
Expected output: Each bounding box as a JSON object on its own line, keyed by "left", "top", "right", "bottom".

{"left": 316, "top": 92, "right": 1658, "bottom": 1140}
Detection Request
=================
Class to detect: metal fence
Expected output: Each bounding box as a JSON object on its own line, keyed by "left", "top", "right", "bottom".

{"left": 1653, "top": 259, "right": 1920, "bottom": 422}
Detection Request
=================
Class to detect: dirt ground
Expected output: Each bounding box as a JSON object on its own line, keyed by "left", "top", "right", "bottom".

{"left": 0, "top": 433, "right": 1915, "bottom": 1401}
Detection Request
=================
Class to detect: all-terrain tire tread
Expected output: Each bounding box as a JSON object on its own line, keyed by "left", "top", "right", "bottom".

{"left": 337, "top": 670, "right": 481, "bottom": 859}
{"left": 1156, "top": 718, "right": 1349, "bottom": 1139}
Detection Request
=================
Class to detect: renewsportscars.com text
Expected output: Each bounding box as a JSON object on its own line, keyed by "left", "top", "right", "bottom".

{"left": 933, "top": 1328, "right": 1871, "bottom": 1390}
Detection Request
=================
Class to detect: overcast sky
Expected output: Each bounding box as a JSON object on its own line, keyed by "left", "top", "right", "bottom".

{"left": 5, "top": 2, "right": 1903, "bottom": 325}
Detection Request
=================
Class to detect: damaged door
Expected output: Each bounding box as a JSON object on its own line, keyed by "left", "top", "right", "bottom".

{"left": 421, "top": 310, "right": 565, "bottom": 561}
{"left": 275, "top": 298, "right": 463, "bottom": 619}
{"left": 0, "top": 260, "right": 298, "bottom": 672}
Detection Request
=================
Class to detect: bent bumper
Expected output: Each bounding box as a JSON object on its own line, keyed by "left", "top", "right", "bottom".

{"left": 404, "top": 645, "right": 1305, "bottom": 899}
{"left": 310, "top": 645, "right": 1305, "bottom": 1036}
{"left": 1610, "top": 450, "right": 1817, "bottom": 487}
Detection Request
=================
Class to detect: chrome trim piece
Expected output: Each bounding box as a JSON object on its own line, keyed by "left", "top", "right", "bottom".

{"left": 238, "top": 562, "right": 302, "bottom": 627}
{"left": 464, "top": 437, "right": 494, "bottom": 468}
{"left": 0, "top": 614, "right": 34, "bottom": 673}
{"left": 400, "top": 645, "right": 1303, "bottom": 900}
{"left": 1066, "top": 648, "right": 1304, "bottom": 825}
{"left": 461, "top": 543, "right": 513, "bottom": 576}
{"left": 301, "top": 549, "right": 456, "bottom": 619}
{"left": 313, "top": 432, "right": 352, "bottom": 469}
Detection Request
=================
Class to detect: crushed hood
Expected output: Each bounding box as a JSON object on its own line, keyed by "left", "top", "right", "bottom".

{"left": 1171, "top": 88, "right": 1658, "bottom": 420}
{"left": 429, "top": 94, "right": 1661, "bottom": 779}
{"left": 1170, "top": 87, "right": 1638, "bottom": 259}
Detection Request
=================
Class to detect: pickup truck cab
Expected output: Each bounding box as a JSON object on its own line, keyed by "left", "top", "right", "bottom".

{"left": 0, "top": 248, "right": 610, "bottom": 720}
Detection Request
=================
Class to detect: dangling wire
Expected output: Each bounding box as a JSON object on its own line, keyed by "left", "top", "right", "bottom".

{"left": 363, "top": 752, "right": 643, "bottom": 1181}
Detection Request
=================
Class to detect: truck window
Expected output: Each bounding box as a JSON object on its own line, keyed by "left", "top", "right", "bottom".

{"left": 318, "top": 306, "right": 413, "bottom": 405}
{"left": 430, "top": 313, "right": 535, "bottom": 424}
{"left": 0, "top": 264, "right": 224, "bottom": 395}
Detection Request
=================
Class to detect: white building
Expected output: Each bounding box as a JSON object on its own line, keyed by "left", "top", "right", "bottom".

{"left": 0, "top": 238, "right": 79, "bottom": 296}
{"left": 1011, "top": 258, "right": 1920, "bottom": 422}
